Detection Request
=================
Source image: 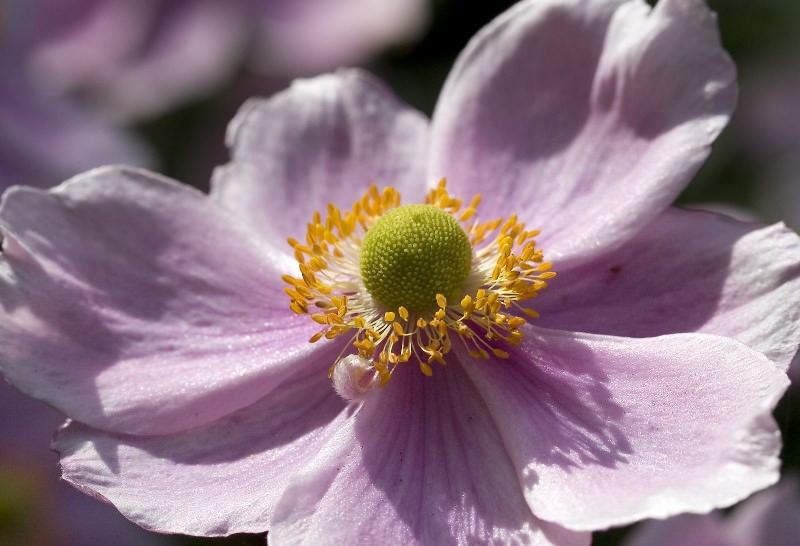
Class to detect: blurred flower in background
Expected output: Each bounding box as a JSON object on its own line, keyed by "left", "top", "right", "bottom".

{"left": 250, "top": 0, "right": 430, "bottom": 78}
{"left": 5, "top": 0, "right": 247, "bottom": 122}
{"left": 686, "top": 0, "right": 800, "bottom": 232}
{"left": 0, "top": 0, "right": 430, "bottom": 188}
{"left": 0, "top": 380, "right": 170, "bottom": 546}
{"left": 737, "top": 47, "right": 800, "bottom": 232}
{"left": 0, "top": 55, "right": 152, "bottom": 191}
{"left": 5, "top": 0, "right": 429, "bottom": 121}
{"left": 621, "top": 477, "right": 800, "bottom": 546}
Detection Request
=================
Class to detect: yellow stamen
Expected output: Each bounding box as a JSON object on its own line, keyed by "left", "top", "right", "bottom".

{"left": 284, "top": 180, "right": 555, "bottom": 389}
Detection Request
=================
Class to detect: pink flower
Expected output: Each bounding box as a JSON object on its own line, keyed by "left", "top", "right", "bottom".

{"left": 0, "top": 0, "right": 798, "bottom": 544}
{"left": 0, "top": 381, "right": 168, "bottom": 546}
{"left": 0, "top": 56, "right": 151, "bottom": 191}
{"left": 249, "top": 0, "right": 430, "bottom": 76}
{"left": 736, "top": 40, "right": 800, "bottom": 240}
{"left": 8, "top": 0, "right": 429, "bottom": 121}
{"left": 622, "top": 477, "right": 800, "bottom": 546}
{"left": 1, "top": 0, "right": 426, "bottom": 188}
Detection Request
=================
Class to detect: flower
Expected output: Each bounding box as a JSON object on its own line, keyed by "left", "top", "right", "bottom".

{"left": 1, "top": 0, "right": 799, "bottom": 544}
{"left": 621, "top": 477, "right": 800, "bottom": 546}
{"left": 0, "top": 56, "right": 151, "bottom": 191}
{"left": 9, "top": 0, "right": 249, "bottom": 121}
{"left": 250, "top": 0, "right": 430, "bottom": 76}
{"left": 7, "top": 0, "right": 429, "bottom": 121}
{"left": 286, "top": 181, "right": 555, "bottom": 384}
{"left": 736, "top": 37, "right": 800, "bottom": 235}
{"left": 0, "top": 381, "right": 168, "bottom": 546}
{"left": 0, "top": 0, "right": 427, "bottom": 191}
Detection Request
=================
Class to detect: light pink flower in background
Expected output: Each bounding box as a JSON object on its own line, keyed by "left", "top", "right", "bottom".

{"left": 7, "top": 0, "right": 247, "bottom": 121}
{"left": 251, "top": 0, "right": 430, "bottom": 76}
{"left": 0, "top": 0, "right": 428, "bottom": 188}
{"left": 622, "top": 477, "right": 800, "bottom": 546}
{"left": 736, "top": 48, "right": 800, "bottom": 232}
{"left": 0, "top": 381, "right": 169, "bottom": 546}
{"left": 0, "top": 0, "right": 798, "bottom": 545}
{"left": 6, "top": 0, "right": 429, "bottom": 121}
{"left": 0, "top": 0, "right": 426, "bottom": 193}
{"left": 0, "top": 56, "right": 152, "bottom": 191}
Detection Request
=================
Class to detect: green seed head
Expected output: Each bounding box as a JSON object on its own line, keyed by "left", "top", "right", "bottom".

{"left": 360, "top": 204, "right": 473, "bottom": 311}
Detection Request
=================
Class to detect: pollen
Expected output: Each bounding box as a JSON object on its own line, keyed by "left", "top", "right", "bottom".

{"left": 283, "top": 180, "right": 555, "bottom": 392}
{"left": 360, "top": 204, "right": 472, "bottom": 311}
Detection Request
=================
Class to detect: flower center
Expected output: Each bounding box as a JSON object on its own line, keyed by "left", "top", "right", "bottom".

{"left": 283, "top": 180, "right": 556, "bottom": 398}
{"left": 360, "top": 204, "right": 472, "bottom": 311}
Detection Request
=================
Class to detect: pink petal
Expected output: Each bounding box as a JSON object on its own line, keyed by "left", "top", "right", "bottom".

{"left": 0, "top": 166, "right": 339, "bottom": 435}
{"left": 460, "top": 326, "right": 788, "bottom": 531}
{"left": 270, "top": 362, "right": 589, "bottom": 546}
{"left": 211, "top": 69, "right": 429, "bottom": 270}
{"left": 430, "top": 0, "right": 735, "bottom": 267}
{"left": 55, "top": 367, "right": 347, "bottom": 536}
{"left": 535, "top": 208, "right": 800, "bottom": 371}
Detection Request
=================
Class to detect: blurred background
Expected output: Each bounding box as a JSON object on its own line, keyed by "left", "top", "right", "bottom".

{"left": 0, "top": 0, "right": 798, "bottom": 544}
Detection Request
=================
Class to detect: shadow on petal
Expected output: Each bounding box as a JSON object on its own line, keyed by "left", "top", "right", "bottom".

{"left": 462, "top": 330, "right": 632, "bottom": 498}
{"left": 0, "top": 171, "right": 324, "bottom": 436}
{"left": 519, "top": 332, "right": 630, "bottom": 472}
{"left": 351, "top": 360, "right": 585, "bottom": 545}
{"left": 61, "top": 337, "right": 347, "bottom": 473}
{"left": 534, "top": 208, "right": 738, "bottom": 339}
